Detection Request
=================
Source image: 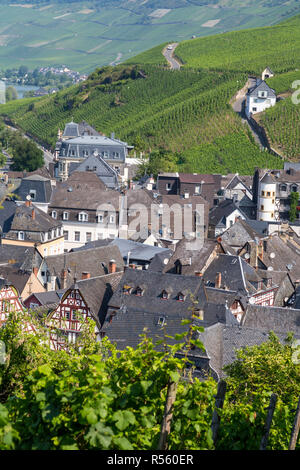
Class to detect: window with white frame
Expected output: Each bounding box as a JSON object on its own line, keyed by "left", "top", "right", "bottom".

{"left": 51, "top": 211, "right": 57, "bottom": 219}
{"left": 63, "top": 212, "right": 69, "bottom": 220}
{"left": 78, "top": 212, "right": 88, "bottom": 222}
{"left": 97, "top": 214, "right": 103, "bottom": 223}
{"left": 109, "top": 214, "right": 115, "bottom": 224}
{"left": 18, "top": 231, "right": 25, "bottom": 240}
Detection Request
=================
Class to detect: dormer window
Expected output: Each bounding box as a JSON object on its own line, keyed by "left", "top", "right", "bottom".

{"left": 78, "top": 212, "right": 88, "bottom": 222}
{"left": 97, "top": 214, "right": 103, "bottom": 223}
{"left": 258, "top": 91, "right": 267, "bottom": 98}
{"left": 161, "top": 290, "right": 169, "bottom": 300}
{"left": 177, "top": 292, "right": 185, "bottom": 302}
{"left": 18, "top": 231, "right": 24, "bottom": 240}
{"left": 157, "top": 316, "right": 166, "bottom": 326}
{"left": 291, "top": 185, "right": 298, "bottom": 193}
{"left": 29, "top": 190, "right": 36, "bottom": 200}
{"left": 135, "top": 287, "right": 144, "bottom": 296}
{"left": 63, "top": 211, "right": 69, "bottom": 220}
{"left": 51, "top": 211, "right": 57, "bottom": 219}
{"left": 123, "top": 285, "right": 132, "bottom": 295}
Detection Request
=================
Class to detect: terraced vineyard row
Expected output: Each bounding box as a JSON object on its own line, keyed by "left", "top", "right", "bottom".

{"left": 260, "top": 97, "right": 300, "bottom": 159}
{"left": 0, "top": 63, "right": 284, "bottom": 174}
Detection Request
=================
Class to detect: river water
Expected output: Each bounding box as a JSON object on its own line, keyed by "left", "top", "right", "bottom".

{"left": 6, "top": 83, "right": 39, "bottom": 99}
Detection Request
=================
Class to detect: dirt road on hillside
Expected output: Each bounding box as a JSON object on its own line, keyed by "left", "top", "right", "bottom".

{"left": 162, "top": 43, "right": 181, "bottom": 70}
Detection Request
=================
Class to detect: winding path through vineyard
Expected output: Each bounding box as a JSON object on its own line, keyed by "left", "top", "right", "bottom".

{"left": 162, "top": 43, "right": 181, "bottom": 70}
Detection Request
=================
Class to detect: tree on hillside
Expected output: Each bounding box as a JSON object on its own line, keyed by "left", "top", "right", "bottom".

{"left": 5, "top": 86, "right": 18, "bottom": 102}
{"left": 11, "top": 139, "right": 44, "bottom": 172}
{"left": 136, "top": 148, "right": 178, "bottom": 179}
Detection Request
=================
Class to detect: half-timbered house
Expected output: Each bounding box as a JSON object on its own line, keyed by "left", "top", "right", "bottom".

{"left": 46, "top": 271, "right": 123, "bottom": 350}
{"left": 0, "top": 279, "right": 23, "bottom": 327}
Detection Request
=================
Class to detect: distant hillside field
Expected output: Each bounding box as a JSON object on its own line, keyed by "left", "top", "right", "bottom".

{"left": 1, "top": 0, "right": 300, "bottom": 72}
{"left": 6, "top": 11, "right": 300, "bottom": 174}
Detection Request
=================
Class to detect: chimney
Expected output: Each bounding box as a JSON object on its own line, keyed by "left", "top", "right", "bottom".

{"left": 25, "top": 199, "right": 32, "bottom": 207}
{"left": 61, "top": 269, "right": 67, "bottom": 289}
{"left": 129, "top": 263, "right": 136, "bottom": 270}
{"left": 32, "top": 266, "right": 38, "bottom": 277}
{"left": 81, "top": 271, "right": 90, "bottom": 280}
{"left": 195, "top": 271, "right": 203, "bottom": 277}
{"left": 31, "top": 208, "right": 35, "bottom": 220}
{"left": 215, "top": 272, "right": 222, "bottom": 289}
{"left": 109, "top": 259, "right": 117, "bottom": 274}
{"left": 258, "top": 240, "right": 264, "bottom": 260}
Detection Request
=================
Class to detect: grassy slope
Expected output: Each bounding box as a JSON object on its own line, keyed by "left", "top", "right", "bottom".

{"left": 5, "top": 12, "right": 300, "bottom": 174}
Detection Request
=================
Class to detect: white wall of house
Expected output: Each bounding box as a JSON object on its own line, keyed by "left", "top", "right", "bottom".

{"left": 61, "top": 221, "right": 119, "bottom": 251}
{"left": 215, "top": 209, "right": 246, "bottom": 236}
{"left": 246, "top": 94, "right": 276, "bottom": 117}
{"left": 224, "top": 182, "right": 252, "bottom": 201}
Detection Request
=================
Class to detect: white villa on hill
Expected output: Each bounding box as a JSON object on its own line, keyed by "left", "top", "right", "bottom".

{"left": 246, "top": 79, "right": 276, "bottom": 118}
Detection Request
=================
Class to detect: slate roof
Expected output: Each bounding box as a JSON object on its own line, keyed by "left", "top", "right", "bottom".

{"left": 209, "top": 199, "right": 247, "bottom": 228}
{"left": 0, "top": 200, "right": 17, "bottom": 234}
{"left": 102, "top": 270, "right": 239, "bottom": 351}
{"left": 223, "top": 174, "right": 253, "bottom": 192}
{"left": 220, "top": 218, "right": 264, "bottom": 248}
{"left": 5, "top": 204, "right": 61, "bottom": 241}
{"left": 26, "top": 290, "right": 61, "bottom": 306}
{"left": 107, "top": 269, "right": 203, "bottom": 314}
{"left": 58, "top": 133, "right": 128, "bottom": 162}
{"left": 62, "top": 121, "right": 80, "bottom": 138}
{"left": 247, "top": 79, "right": 276, "bottom": 98}
{"left": 260, "top": 172, "right": 275, "bottom": 184}
{"left": 202, "top": 254, "right": 272, "bottom": 299}
{"left": 43, "top": 245, "right": 124, "bottom": 289}
{"left": 14, "top": 175, "right": 52, "bottom": 203}
{"left": 179, "top": 173, "right": 216, "bottom": 184}
{"left": 75, "top": 271, "right": 124, "bottom": 326}
{"left": 163, "top": 238, "right": 218, "bottom": 275}
{"left": 49, "top": 176, "right": 119, "bottom": 210}
{"left": 69, "top": 155, "right": 119, "bottom": 189}
{"left": 0, "top": 245, "right": 41, "bottom": 269}
{"left": 257, "top": 234, "right": 300, "bottom": 283}
{"left": 110, "top": 238, "right": 171, "bottom": 263}
{"left": 242, "top": 304, "right": 300, "bottom": 336}
{"left": 0, "top": 264, "right": 33, "bottom": 295}
{"left": 200, "top": 323, "right": 294, "bottom": 379}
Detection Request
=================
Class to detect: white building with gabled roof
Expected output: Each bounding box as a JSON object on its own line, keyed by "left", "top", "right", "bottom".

{"left": 246, "top": 79, "right": 276, "bottom": 118}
